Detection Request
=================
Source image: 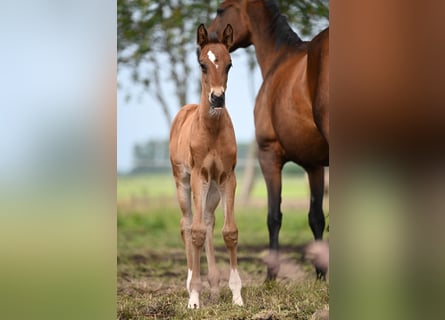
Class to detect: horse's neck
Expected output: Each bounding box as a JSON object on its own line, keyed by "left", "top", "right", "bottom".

{"left": 253, "top": 39, "right": 286, "bottom": 79}
{"left": 250, "top": 7, "right": 303, "bottom": 78}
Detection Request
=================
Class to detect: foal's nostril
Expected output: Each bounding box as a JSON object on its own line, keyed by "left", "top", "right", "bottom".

{"left": 210, "top": 92, "right": 225, "bottom": 108}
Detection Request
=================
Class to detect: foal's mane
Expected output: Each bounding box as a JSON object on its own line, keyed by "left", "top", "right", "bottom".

{"left": 264, "top": 0, "right": 303, "bottom": 49}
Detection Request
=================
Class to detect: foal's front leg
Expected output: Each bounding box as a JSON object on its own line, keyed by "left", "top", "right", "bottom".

{"left": 204, "top": 184, "right": 221, "bottom": 298}
{"left": 221, "top": 173, "right": 243, "bottom": 306}
{"left": 174, "top": 173, "right": 193, "bottom": 293}
{"left": 188, "top": 169, "right": 209, "bottom": 309}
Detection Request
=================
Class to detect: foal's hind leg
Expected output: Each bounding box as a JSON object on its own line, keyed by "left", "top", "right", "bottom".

{"left": 221, "top": 174, "right": 243, "bottom": 306}
{"left": 204, "top": 182, "right": 221, "bottom": 299}
{"left": 306, "top": 166, "right": 327, "bottom": 279}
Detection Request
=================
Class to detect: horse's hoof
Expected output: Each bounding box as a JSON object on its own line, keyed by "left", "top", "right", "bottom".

{"left": 264, "top": 272, "right": 278, "bottom": 286}
{"left": 187, "top": 301, "right": 199, "bottom": 309}
{"left": 233, "top": 295, "right": 244, "bottom": 306}
{"left": 187, "top": 290, "right": 200, "bottom": 309}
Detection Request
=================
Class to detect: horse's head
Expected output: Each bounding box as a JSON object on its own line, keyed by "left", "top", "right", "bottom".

{"left": 208, "top": 0, "right": 254, "bottom": 52}
{"left": 197, "top": 24, "right": 233, "bottom": 114}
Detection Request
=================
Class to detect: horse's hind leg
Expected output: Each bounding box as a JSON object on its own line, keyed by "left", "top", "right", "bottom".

{"left": 306, "top": 166, "right": 327, "bottom": 278}
{"left": 204, "top": 182, "right": 221, "bottom": 298}
{"left": 221, "top": 174, "right": 243, "bottom": 306}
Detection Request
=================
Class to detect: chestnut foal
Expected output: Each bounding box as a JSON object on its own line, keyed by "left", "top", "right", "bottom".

{"left": 169, "top": 24, "right": 243, "bottom": 309}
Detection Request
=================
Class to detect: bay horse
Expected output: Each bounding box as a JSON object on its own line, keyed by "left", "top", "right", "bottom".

{"left": 169, "top": 24, "right": 243, "bottom": 308}
{"left": 209, "top": 0, "right": 329, "bottom": 280}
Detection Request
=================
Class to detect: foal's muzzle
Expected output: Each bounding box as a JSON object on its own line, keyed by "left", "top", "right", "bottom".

{"left": 210, "top": 92, "right": 225, "bottom": 109}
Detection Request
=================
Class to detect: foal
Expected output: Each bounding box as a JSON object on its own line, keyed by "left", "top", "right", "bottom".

{"left": 169, "top": 24, "right": 243, "bottom": 309}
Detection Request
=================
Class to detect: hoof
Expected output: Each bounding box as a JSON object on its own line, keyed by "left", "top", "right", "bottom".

{"left": 233, "top": 295, "right": 244, "bottom": 306}
{"left": 264, "top": 250, "right": 280, "bottom": 280}
{"left": 187, "top": 290, "right": 200, "bottom": 309}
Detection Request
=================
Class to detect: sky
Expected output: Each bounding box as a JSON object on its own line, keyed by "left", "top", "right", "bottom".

{"left": 0, "top": 1, "right": 114, "bottom": 183}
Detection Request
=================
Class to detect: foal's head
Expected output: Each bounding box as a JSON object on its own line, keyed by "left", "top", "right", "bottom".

{"left": 196, "top": 24, "right": 233, "bottom": 116}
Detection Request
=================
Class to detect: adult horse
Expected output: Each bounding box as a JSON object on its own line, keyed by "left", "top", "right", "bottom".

{"left": 169, "top": 24, "right": 243, "bottom": 308}
{"left": 209, "top": 0, "right": 329, "bottom": 280}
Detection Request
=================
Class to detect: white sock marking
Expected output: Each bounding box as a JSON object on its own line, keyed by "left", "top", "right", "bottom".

{"left": 229, "top": 268, "right": 244, "bottom": 306}
{"left": 186, "top": 269, "right": 192, "bottom": 293}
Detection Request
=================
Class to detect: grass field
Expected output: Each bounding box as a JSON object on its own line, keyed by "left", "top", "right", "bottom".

{"left": 117, "top": 173, "right": 329, "bottom": 319}
{"left": 117, "top": 172, "right": 310, "bottom": 201}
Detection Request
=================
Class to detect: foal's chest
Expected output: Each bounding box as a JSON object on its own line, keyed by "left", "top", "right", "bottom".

{"left": 195, "top": 144, "right": 236, "bottom": 184}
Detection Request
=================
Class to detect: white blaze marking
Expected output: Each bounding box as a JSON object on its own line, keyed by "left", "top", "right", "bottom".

{"left": 207, "top": 50, "right": 218, "bottom": 69}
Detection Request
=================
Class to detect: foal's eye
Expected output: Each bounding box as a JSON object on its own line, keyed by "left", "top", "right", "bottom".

{"left": 226, "top": 63, "right": 232, "bottom": 73}
{"left": 200, "top": 63, "right": 207, "bottom": 73}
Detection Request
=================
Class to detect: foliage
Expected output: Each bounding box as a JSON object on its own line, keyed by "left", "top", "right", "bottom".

{"left": 279, "top": 0, "right": 329, "bottom": 36}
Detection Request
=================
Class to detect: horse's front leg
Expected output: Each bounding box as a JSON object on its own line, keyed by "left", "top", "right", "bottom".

{"left": 221, "top": 173, "right": 243, "bottom": 306}
{"left": 258, "top": 144, "right": 284, "bottom": 281}
{"left": 188, "top": 168, "right": 209, "bottom": 309}
{"left": 306, "top": 165, "right": 326, "bottom": 279}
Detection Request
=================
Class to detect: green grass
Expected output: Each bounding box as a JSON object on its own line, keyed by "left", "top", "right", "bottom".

{"left": 118, "top": 280, "right": 328, "bottom": 319}
{"left": 117, "top": 173, "right": 309, "bottom": 203}
{"left": 118, "top": 173, "right": 177, "bottom": 200}
{"left": 117, "top": 174, "right": 329, "bottom": 319}
{"left": 117, "top": 205, "right": 314, "bottom": 254}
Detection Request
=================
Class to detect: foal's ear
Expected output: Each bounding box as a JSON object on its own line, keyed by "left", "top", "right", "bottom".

{"left": 222, "top": 24, "right": 233, "bottom": 49}
{"left": 197, "top": 24, "right": 208, "bottom": 48}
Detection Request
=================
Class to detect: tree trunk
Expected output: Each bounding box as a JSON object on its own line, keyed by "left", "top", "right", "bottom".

{"left": 240, "top": 138, "right": 257, "bottom": 204}
{"left": 150, "top": 58, "right": 173, "bottom": 128}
